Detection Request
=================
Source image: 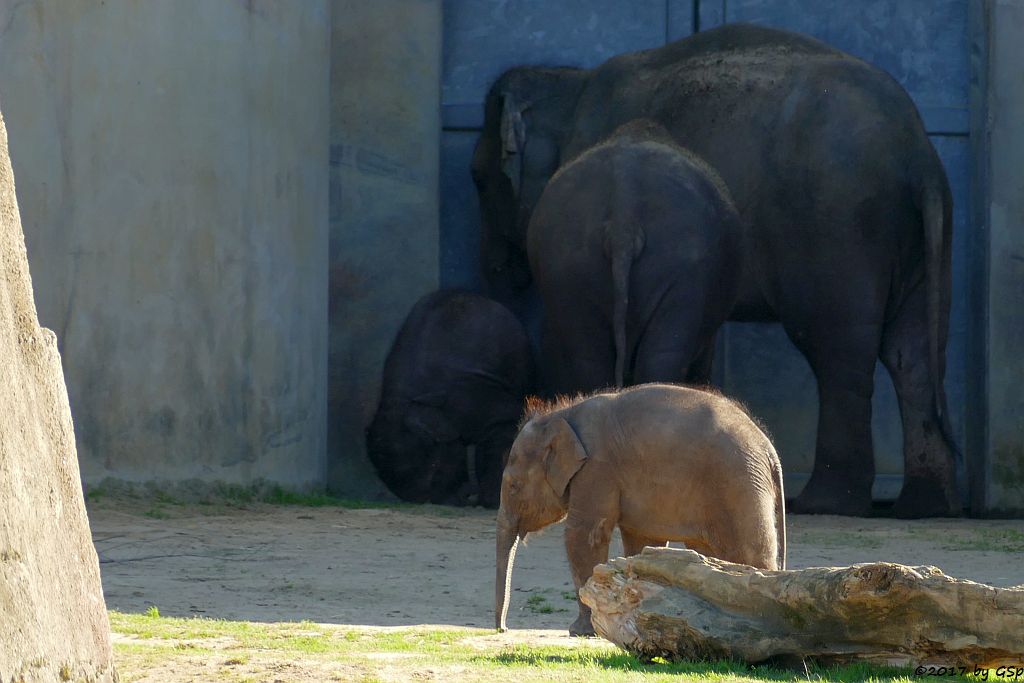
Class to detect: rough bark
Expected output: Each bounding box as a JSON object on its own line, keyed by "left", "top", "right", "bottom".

{"left": 0, "top": 111, "right": 116, "bottom": 682}
{"left": 580, "top": 547, "right": 1024, "bottom": 668}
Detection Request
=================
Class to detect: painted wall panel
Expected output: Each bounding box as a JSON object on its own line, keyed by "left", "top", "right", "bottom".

{"left": 443, "top": 1, "right": 676, "bottom": 106}
{"left": 702, "top": 0, "right": 969, "bottom": 133}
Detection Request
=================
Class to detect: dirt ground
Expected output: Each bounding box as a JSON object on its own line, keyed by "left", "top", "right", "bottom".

{"left": 90, "top": 502, "right": 1024, "bottom": 632}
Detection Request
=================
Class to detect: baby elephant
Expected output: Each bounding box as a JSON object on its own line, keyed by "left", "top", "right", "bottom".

{"left": 367, "top": 289, "right": 535, "bottom": 508}
{"left": 495, "top": 383, "right": 786, "bottom": 636}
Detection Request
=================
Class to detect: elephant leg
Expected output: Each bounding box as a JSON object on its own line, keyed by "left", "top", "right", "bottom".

{"left": 631, "top": 306, "right": 708, "bottom": 386}
{"left": 426, "top": 443, "right": 469, "bottom": 505}
{"left": 620, "top": 529, "right": 666, "bottom": 557}
{"left": 683, "top": 337, "right": 717, "bottom": 385}
{"left": 541, "top": 317, "right": 615, "bottom": 395}
{"left": 563, "top": 513, "right": 614, "bottom": 637}
{"left": 788, "top": 321, "right": 882, "bottom": 517}
{"left": 880, "top": 282, "right": 961, "bottom": 518}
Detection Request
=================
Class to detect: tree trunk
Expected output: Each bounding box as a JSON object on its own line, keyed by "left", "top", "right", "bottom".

{"left": 580, "top": 547, "right": 1024, "bottom": 668}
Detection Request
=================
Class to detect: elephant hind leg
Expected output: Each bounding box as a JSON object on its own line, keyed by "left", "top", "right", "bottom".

{"left": 620, "top": 529, "right": 667, "bottom": 557}
{"left": 630, "top": 306, "right": 709, "bottom": 386}
{"left": 880, "top": 281, "right": 961, "bottom": 518}
{"left": 698, "top": 502, "right": 781, "bottom": 570}
{"left": 541, "top": 317, "right": 615, "bottom": 395}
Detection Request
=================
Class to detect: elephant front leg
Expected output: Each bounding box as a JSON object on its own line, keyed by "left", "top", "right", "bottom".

{"left": 563, "top": 515, "right": 614, "bottom": 637}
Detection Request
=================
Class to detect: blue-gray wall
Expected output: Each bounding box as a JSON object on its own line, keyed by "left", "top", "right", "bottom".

{"left": 328, "top": 0, "right": 443, "bottom": 496}
{"left": 440, "top": 0, "right": 975, "bottom": 502}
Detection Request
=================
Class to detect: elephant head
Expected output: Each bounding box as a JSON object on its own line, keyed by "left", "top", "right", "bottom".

{"left": 471, "top": 66, "right": 588, "bottom": 303}
{"left": 494, "top": 413, "right": 588, "bottom": 631}
{"left": 365, "top": 395, "right": 462, "bottom": 504}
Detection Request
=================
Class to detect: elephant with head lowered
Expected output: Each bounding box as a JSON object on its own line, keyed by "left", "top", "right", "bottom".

{"left": 471, "top": 23, "right": 959, "bottom": 519}
{"left": 495, "top": 384, "right": 786, "bottom": 637}
{"left": 366, "top": 290, "right": 535, "bottom": 508}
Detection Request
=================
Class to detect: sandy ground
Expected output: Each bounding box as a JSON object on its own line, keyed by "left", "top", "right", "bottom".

{"left": 89, "top": 502, "right": 1024, "bottom": 632}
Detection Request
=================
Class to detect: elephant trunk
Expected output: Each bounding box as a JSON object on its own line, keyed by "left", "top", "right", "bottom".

{"left": 495, "top": 511, "right": 520, "bottom": 631}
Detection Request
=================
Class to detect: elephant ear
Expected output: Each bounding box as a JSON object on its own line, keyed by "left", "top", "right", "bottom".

{"left": 541, "top": 417, "right": 588, "bottom": 497}
{"left": 500, "top": 91, "right": 528, "bottom": 196}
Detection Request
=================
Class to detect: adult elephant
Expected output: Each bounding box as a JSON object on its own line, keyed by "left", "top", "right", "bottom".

{"left": 528, "top": 119, "right": 743, "bottom": 393}
{"left": 470, "top": 23, "right": 959, "bottom": 518}
{"left": 366, "top": 290, "right": 535, "bottom": 508}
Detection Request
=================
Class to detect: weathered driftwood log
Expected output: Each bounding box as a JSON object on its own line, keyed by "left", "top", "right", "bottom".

{"left": 580, "top": 547, "right": 1024, "bottom": 667}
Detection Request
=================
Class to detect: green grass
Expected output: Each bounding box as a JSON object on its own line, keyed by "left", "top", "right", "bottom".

{"left": 794, "top": 530, "right": 884, "bottom": 550}
{"left": 931, "top": 528, "right": 1024, "bottom": 553}
{"left": 108, "top": 610, "right": 996, "bottom": 683}
{"left": 84, "top": 481, "right": 472, "bottom": 517}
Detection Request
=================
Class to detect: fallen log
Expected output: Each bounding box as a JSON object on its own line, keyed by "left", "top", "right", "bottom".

{"left": 579, "top": 547, "right": 1024, "bottom": 668}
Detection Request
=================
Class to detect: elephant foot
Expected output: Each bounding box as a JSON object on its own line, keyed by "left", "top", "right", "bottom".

{"left": 790, "top": 475, "right": 872, "bottom": 517}
{"left": 568, "top": 614, "right": 596, "bottom": 638}
{"left": 893, "top": 475, "right": 961, "bottom": 519}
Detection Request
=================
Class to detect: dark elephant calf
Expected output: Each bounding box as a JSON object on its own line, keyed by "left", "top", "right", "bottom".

{"left": 366, "top": 290, "right": 535, "bottom": 507}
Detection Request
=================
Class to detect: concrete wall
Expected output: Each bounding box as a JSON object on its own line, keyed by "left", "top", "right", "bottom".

{"left": 328, "top": 0, "right": 442, "bottom": 495}
{"left": 967, "top": 0, "right": 1024, "bottom": 515}
{"left": 0, "top": 1, "right": 330, "bottom": 488}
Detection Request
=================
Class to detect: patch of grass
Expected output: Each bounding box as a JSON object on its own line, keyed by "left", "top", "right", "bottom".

{"left": 562, "top": 591, "right": 578, "bottom": 601}
{"left": 524, "top": 593, "right": 569, "bottom": 615}
{"left": 932, "top": 528, "right": 1024, "bottom": 553}
{"left": 109, "top": 610, "right": 976, "bottom": 682}
{"left": 795, "top": 531, "right": 884, "bottom": 550}
{"left": 87, "top": 479, "right": 475, "bottom": 517}
{"left": 525, "top": 594, "right": 554, "bottom": 614}
{"left": 144, "top": 605, "right": 160, "bottom": 618}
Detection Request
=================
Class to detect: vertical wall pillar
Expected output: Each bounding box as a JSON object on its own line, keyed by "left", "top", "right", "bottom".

{"left": 328, "top": 0, "right": 442, "bottom": 494}
{"left": 968, "top": 0, "right": 1024, "bottom": 514}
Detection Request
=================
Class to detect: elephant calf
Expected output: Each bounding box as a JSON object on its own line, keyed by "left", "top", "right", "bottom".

{"left": 527, "top": 118, "right": 742, "bottom": 392}
{"left": 367, "top": 290, "right": 535, "bottom": 508}
{"left": 495, "top": 383, "right": 786, "bottom": 636}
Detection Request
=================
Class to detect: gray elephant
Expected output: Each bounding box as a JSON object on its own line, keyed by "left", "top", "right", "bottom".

{"left": 528, "top": 119, "right": 742, "bottom": 393}
{"left": 471, "top": 23, "right": 959, "bottom": 518}
{"left": 495, "top": 383, "right": 786, "bottom": 636}
{"left": 366, "top": 290, "right": 535, "bottom": 508}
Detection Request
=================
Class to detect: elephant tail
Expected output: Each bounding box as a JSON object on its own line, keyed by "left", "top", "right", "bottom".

{"left": 772, "top": 453, "right": 787, "bottom": 570}
{"left": 610, "top": 250, "right": 631, "bottom": 388}
{"left": 606, "top": 222, "right": 645, "bottom": 388}
{"left": 920, "top": 177, "right": 959, "bottom": 456}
